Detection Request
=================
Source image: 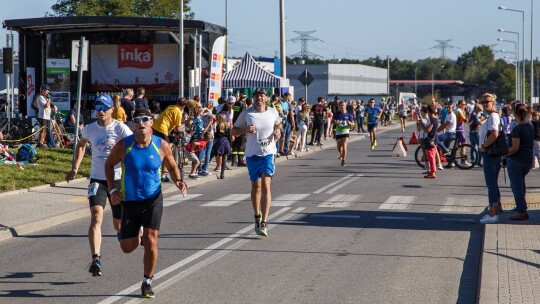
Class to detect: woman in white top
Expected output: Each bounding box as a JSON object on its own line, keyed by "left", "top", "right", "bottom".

{"left": 478, "top": 93, "right": 503, "bottom": 224}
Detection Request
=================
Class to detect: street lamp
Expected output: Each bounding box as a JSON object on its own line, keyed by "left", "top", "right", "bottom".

{"left": 504, "top": 55, "right": 519, "bottom": 99}
{"left": 499, "top": 28, "right": 522, "bottom": 100}
{"left": 179, "top": 0, "right": 184, "bottom": 98}
{"left": 498, "top": 38, "right": 520, "bottom": 100}
{"left": 499, "top": 6, "right": 526, "bottom": 103}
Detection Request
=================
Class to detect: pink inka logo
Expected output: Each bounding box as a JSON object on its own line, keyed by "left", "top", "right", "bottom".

{"left": 118, "top": 45, "right": 154, "bottom": 69}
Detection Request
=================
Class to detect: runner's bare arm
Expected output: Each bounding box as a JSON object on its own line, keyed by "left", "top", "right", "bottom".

{"left": 65, "top": 137, "right": 89, "bottom": 182}
{"left": 104, "top": 140, "right": 126, "bottom": 205}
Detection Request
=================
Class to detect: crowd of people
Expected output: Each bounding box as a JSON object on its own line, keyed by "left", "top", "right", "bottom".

{"left": 25, "top": 83, "right": 540, "bottom": 298}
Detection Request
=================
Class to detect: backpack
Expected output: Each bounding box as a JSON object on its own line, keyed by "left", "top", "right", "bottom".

{"left": 31, "top": 95, "right": 39, "bottom": 112}
{"left": 16, "top": 144, "right": 39, "bottom": 163}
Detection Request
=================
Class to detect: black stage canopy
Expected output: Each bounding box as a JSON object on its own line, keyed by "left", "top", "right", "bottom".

{"left": 3, "top": 16, "right": 226, "bottom": 35}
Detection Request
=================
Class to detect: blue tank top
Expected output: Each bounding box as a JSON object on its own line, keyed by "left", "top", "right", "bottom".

{"left": 121, "top": 134, "right": 162, "bottom": 201}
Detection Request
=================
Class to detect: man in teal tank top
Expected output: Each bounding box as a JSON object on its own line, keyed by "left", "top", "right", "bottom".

{"left": 105, "top": 108, "right": 187, "bottom": 298}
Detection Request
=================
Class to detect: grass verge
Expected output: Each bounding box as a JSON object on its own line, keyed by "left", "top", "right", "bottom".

{"left": 0, "top": 147, "right": 91, "bottom": 192}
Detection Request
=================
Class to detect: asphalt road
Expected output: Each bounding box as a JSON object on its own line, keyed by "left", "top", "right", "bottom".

{"left": 0, "top": 127, "right": 504, "bottom": 304}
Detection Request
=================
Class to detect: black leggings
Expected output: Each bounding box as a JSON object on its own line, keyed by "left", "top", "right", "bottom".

{"left": 311, "top": 122, "right": 323, "bottom": 143}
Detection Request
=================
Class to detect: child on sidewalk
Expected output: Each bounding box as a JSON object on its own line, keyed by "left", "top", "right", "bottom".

{"left": 213, "top": 114, "right": 231, "bottom": 178}
{"left": 185, "top": 131, "right": 212, "bottom": 180}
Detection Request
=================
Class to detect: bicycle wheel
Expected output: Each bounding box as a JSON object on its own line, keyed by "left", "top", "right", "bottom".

{"left": 453, "top": 143, "right": 477, "bottom": 170}
{"left": 414, "top": 145, "right": 426, "bottom": 168}
{"left": 172, "top": 144, "right": 184, "bottom": 182}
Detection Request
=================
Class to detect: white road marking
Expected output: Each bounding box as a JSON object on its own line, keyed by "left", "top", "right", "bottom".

{"left": 98, "top": 207, "right": 293, "bottom": 304}
{"left": 442, "top": 218, "right": 476, "bottom": 223}
{"left": 314, "top": 174, "right": 354, "bottom": 194}
{"left": 310, "top": 214, "right": 361, "bottom": 219}
{"left": 200, "top": 193, "right": 251, "bottom": 207}
{"left": 318, "top": 194, "right": 361, "bottom": 208}
{"left": 163, "top": 194, "right": 203, "bottom": 207}
{"left": 273, "top": 193, "right": 311, "bottom": 207}
{"left": 325, "top": 176, "right": 363, "bottom": 194}
{"left": 438, "top": 197, "right": 471, "bottom": 213}
{"left": 378, "top": 196, "right": 417, "bottom": 210}
{"left": 376, "top": 216, "right": 425, "bottom": 221}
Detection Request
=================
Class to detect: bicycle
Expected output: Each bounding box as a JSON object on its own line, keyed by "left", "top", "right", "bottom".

{"left": 414, "top": 136, "right": 479, "bottom": 170}
{"left": 5, "top": 118, "right": 41, "bottom": 144}
{"left": 170, "top": 131, "right": 187, "bottom": 182}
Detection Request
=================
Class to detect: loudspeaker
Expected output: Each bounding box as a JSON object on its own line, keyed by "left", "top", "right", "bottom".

{"left": 3, "top": 48, "right": 13, "bottom": 74}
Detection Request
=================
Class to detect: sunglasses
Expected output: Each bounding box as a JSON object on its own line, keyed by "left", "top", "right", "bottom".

{"left": 95, "top": 105, "right": 112, "bottom": 112}
{"left": 133, "top": 116, "right": 152, "bottom": 123}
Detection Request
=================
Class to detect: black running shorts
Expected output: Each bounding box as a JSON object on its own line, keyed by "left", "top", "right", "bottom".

{"left": 88, "top": 179, "right": 122, "bottom": 220}
{"left": 120, "top": 192, "right": 164, "bottom": 240}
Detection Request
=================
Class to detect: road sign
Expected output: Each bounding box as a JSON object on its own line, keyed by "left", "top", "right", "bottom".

{"left": 297, "top": 69, "right": 314, "bottom": 86}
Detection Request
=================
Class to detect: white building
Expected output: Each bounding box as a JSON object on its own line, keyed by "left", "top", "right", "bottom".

{"left": 287, "top": 64, "right": 388, "bottom": 103}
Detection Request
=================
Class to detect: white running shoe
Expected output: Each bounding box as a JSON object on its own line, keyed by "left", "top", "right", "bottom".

{"left": 479, "top": 214, "right": 499, "bottom": 224}
{"left": 437, "top": 164, "right": 444, "bottom": 170}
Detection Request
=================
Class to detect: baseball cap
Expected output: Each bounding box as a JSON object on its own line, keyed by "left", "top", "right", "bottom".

{"left": 299, "top": 98, "right": 305, "bottom": 102}
{"left": 133, "top": 108, "right": 152, "bottom": 117}
{"left": 227, "top": 96, "right": 236, "bottom": 103}
{"left": 40, "top": 84, "right": 50, "bottom": 91}
{"left": 253, "top": 88, "right": 267, "bottom": 95}
{"left": 94, "top": 94, "right": 114, "bottom": 107}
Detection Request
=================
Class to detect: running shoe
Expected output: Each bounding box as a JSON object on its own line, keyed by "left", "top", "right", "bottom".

{"left": 88, "top": 258, "right": 102, "bottom": 276}
{"left": 341, "top": 160, "right": 345, "bottom": 166}
{"left": 479, "top": 214, "right": 499, "bottom": 224}
{"left": 437, "top": 164, "right": 444, "bottom": 170}
{"left": 374, "top": 140, "right": 378, "bottom": 147}
{"left": 141, "top": 282, "right": 155, "bottom": 298}
{"left": 188, "top": 174, "right": 199, "bottom": 180}
{"left": 370, "top": 144, "right": 375, "bottom": 150}
{"left": 214, "top": 167, "right": 221, "bottom": 172}
{"left": 254, "top": 214, "right": 262, "bottom": 234}
{"left": 198, "top": 171, "right": 212, "bottom": 177}
{"left": 258, "top": 222, "right": 268, "bottom": 237}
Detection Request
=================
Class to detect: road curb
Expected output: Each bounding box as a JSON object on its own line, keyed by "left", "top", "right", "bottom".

{"left": 478, "top": 224, "right": 498, "bottom": 304}
{"left": 0, "top": 177, "right": 88, "bottom": 198}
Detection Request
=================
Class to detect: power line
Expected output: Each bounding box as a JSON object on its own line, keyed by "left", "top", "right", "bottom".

{"left": 431, "top": 39, "right": 456, "bottom": 59}
{"left": 290, "top": 30, "right": 322, "bottom": 58}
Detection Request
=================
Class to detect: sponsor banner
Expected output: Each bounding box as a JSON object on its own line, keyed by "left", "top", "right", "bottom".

{"left": 46, "top": 59, "right": 70, "bottom": 92}
{"left": 26, "top": 67, "right": 36, "bottom": 114}
{"left": 208, "top": 36, "right": 226, "bottom": 105}
{"left": 91, "top": 44, "right": 179, "bottom": 91}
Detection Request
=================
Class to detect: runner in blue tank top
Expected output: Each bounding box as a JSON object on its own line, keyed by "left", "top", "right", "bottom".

{"left": 105, "top": 108, "right": 187, "bottom": 299}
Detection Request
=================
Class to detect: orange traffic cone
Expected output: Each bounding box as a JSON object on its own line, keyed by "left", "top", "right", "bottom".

{"left": 409, "top": 132, "right": 419, "bottom": 145}
{"left": 399, "top": 137, "right": 408, "bottom": 152}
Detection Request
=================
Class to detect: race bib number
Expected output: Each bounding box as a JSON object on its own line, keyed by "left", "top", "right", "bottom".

{"left": 339, "top": 120, "right": 347, "bottom": 127}
{"left": 88, "top": 182, "right": 100, "bottom": 197}
{"left": 257, "top": 138, "right": 273, "bottom": 154}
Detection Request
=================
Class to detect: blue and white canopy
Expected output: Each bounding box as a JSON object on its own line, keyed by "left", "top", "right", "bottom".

{"left": 222, "top": 52, "right": 289, "bottom": 88}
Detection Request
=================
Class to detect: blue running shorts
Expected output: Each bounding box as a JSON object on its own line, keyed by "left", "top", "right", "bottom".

{"left": 246, "top": 154, "right": 275, "bottom": 182}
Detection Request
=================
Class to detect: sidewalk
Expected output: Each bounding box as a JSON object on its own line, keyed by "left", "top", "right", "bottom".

{"left": 0, "top": 130, "right": 374, "bottom": 242}
{"left": 478, "top": 209, "right": 540, "bottom": 304}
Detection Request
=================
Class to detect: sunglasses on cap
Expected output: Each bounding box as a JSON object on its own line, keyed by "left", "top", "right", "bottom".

{"left": 94, "top": 104, "right": 112, "bottom": 112}
{"left": 133, "top": 116, "right": 152, "bottom": 123}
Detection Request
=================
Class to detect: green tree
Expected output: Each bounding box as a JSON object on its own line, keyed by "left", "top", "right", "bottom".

{"left": 49, "top": 0, "right": 193, "bottom": 19}
{"left": 456, "top": 45, "right": 495, "bottom": 84}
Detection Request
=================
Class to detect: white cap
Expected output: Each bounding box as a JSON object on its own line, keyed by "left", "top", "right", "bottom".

{"left": 227, "top": 96, "right": 236, "bottom": 103}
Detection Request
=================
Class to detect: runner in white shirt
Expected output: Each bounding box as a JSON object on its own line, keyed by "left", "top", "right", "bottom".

{"left": 232, "top": 88, "right": 281, "bottom": 237}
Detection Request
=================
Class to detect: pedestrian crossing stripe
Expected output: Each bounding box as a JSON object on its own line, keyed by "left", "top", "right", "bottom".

{"left": 201, "top": 194, "right": 251, "bottom": 207}
{"left": 273, "top": 194, "right": 311, "bottom": 206}
{"left": 378, "top": 196, "right": 417, "bottom": 210}
{"left": 318, "top": 194, "right": 362, "bottom": 208}
{"left": 163, "top": 194, "right": 203, "bottom": 207}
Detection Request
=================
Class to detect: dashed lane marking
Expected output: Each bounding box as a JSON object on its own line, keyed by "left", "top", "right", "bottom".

{"left": 201, "top": 194, "right": 251, "bottom": 207}
{"left": 318, "top": 194, "right": 362, "bottom": 208}
{"left": 378, "top": 196, "right": 417, "bottom": 210}
{"left": 273, "top": 193, "right": 311, "bottom": 207}
{"left": 163, "top": 194, "right": 204, "bottom": 207}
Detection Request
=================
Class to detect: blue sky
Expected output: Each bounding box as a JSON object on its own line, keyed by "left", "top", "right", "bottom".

{"left": 1, "top": 0, "right": 537, "bottom": 62}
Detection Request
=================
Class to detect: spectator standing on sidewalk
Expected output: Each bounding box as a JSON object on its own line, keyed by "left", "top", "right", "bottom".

{"left": 65, "top": 94, "right": 132, "bottom": 277}
{"left": 531, "top": 111, "right": 540, "bottom": 169}
{"left": 355, "top": 99, "right": 366, "bottom": 133}
{"left": 468, "top": 104, "right": 486, "bottom": 167}
{"left": 230, "top": 94, "right": 247, "bottom": 166}
{"left": 308, "top": 97, "right": 326, "bottom": 146}
{"left": 134, "top": 87, "right": 149, "bottom": 110}
{"left": 479, "top": 93, "right": 503, "bottom": 224}
{"left": 121, "top": 89, "right": 135, "bottom": 128}
{"left": 232, "top": 88, "right": 281, "bottom": 237}
{"left": 278, "top": 92, "right": 295, "bottom": 156}
{"left": 105, "top": 108, "right": 187, "bottom": 298}
{"left": 505, "top": 103, "right": 535, "bottom": 221}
